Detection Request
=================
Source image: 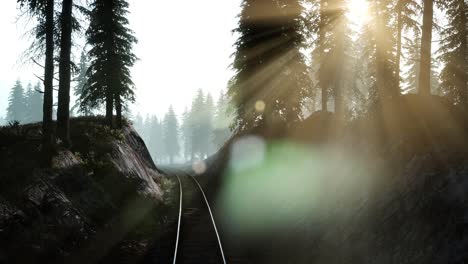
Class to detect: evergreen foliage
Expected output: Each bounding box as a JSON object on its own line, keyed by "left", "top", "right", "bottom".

{"left": 395, "top": 0, "right": 422, "bottom": 90}
{"left": 148, "top": 116, "right": 164, "bottom": 163}
{"left": 364, "top": 0, "right": 398, "bottom": 101}
{"left": 81, "top": 0, "right": 137, "bottom": 128}
{"left": 418, "top": 0, "right": 434, "bottom": 95}
{"left": 189, "top": 89, "right": 207, "bottom": 159}
{"left": 162, "top": 106, "right": 180, "bottom": 164}
{"left": 213, "top": 90, "right": 234, "bottom": 148}
{"left": 201, "top": 93, "right": 215, "bottom": 155}
{"left": 403, "top": 34, "right": 440, "bottom": 95}
{"left": 311, "top": 0, "right": 353, "bottom": 116}
{"left": 132, "top": 89, "right": 233, "bottom": 164}
{"left": 25, "top": 82, "right": 44, "bottom": 123}
{"left": 229, "top": 0, "right": 311, "bottom": 132}
{"left": 181, "top": 108, "right": 192, "bottom": 161}
{"left": 18, "top": 0, "right": 56, "bottom": 161}
{"left": 7, "top": 81, "right": 27, "bottom": 123}
{"left": 9, "top": 0, "right": 468, "bottom": 167}
{"left": 73, "top": 50, "right": 91, "bottom": 115}
{"left": 438, "top": 0, "right": 468, "bottom": 104}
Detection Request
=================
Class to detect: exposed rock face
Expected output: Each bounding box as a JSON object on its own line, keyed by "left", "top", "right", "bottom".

{"left": 0, "top": 119, "right": 168, "bottom": 264}
{"left": 109, "top": 126, "right": 163, "bottom": 197}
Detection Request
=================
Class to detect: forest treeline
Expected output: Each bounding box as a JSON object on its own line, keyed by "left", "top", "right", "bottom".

{"left": 2, "top": 0, "right": 468, "bottom": 166}
{"left": 1, "top": 80, "right": 234, "bottom": 165}
{"left": 7, "top": 0, "right": 138, "bottom": 165}
{"left": 1, "top": 80, "right": 43, "bottom": 125}
{"left": 133, "top": 89, "right": 233, "bottom": 164}
{"left": 228, "top": 0, "right": 467, "bottom": 134}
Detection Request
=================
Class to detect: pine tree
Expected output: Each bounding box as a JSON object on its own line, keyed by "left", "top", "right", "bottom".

{"left": 24, "top": 83, "right": 43, "bottom": 123}
{"left": 202, "top": 93, "right": 215, "bottom": 156}
{"left": 318, "top": 0, "right": 330, "bottom": 112}
{"left": 163, "top": 106, "right": 180, "bottom": 164}
{"left": 213, "top": 90, "right": 233, "bottom": 148}
{"left": 133, "top": 113, "right": 144, "bottom": 132}
{"left": 229, "top": 0, "right": 311, "bottom": 132}
{"left": 189, "top": 89, "right": 206, "bottom": 159}
{"left": 403, "top": 35, "right": 421, "bottom": 93}
{"left": 56, "top": 0, "right": 73, "bottom": 145}
{"left": 82, "top": 0, "right": 137, "bottom": 128}
{"left": 18, "top": 0, "right": 56, "bottom": 160}
{"left": 74, "top": 50, "right": 91, "bottom": 115}
{"left": 24, "top": 83, "right": 34, "bottom": 123}
{"left": 181, "top": 107, "right": 192, "bottom": 161}
{"left": 30, "top": 82, "right": 44, "bottom": 122}
{"left": 362, "top": 0, "right": 397, "bottom": 102}
{"left": 143, "top": 114, "right": 152, "bottom": 143}
{"left": 148, "top": 116, "right": 164, "bottom": 163}
{"left": 438, "top": 0, "right": 468, "bottom": 104}
{"left": 7, "top": 80, "right": 27, "bottom": 123}
{"left": 311, "top": 0, "right": 352, "bottom": 116}
{"left": 395, "top": 0, "right": 421, "bottom": 90}
{"left": 418, "top": 0, "right": 434, "bottom": 95}
{"left": 403, "top": 34, "right": 440, "bottom": 94}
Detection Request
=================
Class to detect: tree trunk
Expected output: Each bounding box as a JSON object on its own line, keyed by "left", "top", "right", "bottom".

{"left": 375, "top": 9, "right": 386, "bottom": 100}
{"left": 42, "top": 0, "right": 55, "bottom": 166}
{"left": 106, "top": 89, "right": 114, "bottom": 127}
{"left": 395, "top": 2, "right": 403, "bottom": 93}
{"left": 115, "top": 93, "right": 122, "bottom": 128}
{"left": 320, "top": 0, "right": 328, "bottom": 112}
{"left": 57, "top": 0, "right": 73, "bottom": 146}
{"left": 334, "top": 12, "right": 345, "bottom": 118}
{"left": 459, "top": 0, "right": 467, "bottom": 104}
{"left": 104, "top": 0, "right": 114, "bottom": 128}
{"left": 418, "top": 0, "right": 433, "bottom": 96}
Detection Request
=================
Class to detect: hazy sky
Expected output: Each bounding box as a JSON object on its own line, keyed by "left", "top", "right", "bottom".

{"left": 0, "top": 0, "right": 241, "bottom": 119}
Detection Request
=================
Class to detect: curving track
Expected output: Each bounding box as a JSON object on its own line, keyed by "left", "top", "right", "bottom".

{"left": 171, "top": 172, "right": 226, "bottom": 264}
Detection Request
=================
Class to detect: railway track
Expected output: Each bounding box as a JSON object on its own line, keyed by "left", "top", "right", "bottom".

{"left": 171, "top": 172, "right": 226, "bottom": 264}
{"left": 141, "top": 168, "right": 250, "bottom": 263}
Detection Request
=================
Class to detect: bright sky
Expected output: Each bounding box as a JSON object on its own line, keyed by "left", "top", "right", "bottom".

{"left": 347, "top": 0, "right": 369, "bottom": 27}
{"left": 0, "top": 0, "right": 242, "bottom": 119}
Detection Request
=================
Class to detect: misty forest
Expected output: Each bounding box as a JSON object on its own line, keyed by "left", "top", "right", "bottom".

{"left": 1, "top": 0, "right": 468, "bottom": 263}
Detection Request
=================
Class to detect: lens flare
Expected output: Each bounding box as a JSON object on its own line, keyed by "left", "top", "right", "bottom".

{"left": 192, "top": 160, "right": 207, "bottom": 174}
{"left": 255, "top": 100, "right": 266, "bottom": 113}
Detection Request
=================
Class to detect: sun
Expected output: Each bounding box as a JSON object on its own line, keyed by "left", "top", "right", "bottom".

{"left": 346, "top": 0, "right": 369, "bottom": 27}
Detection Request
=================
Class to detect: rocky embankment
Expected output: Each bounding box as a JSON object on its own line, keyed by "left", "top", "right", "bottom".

{"left": 0, "top": 118, "right": 174, "bottom": 264}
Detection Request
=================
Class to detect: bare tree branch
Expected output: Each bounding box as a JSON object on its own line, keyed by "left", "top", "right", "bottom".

{"left": 33, "top": 73, "right": 45, "bottom": 83}
{"left": 31, "top": 58, "right": 45, "bottom": 69}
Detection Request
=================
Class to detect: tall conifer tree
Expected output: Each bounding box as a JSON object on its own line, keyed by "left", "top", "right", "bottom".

{"left": 18, "top": 0, "right": 56, "bottom": 162}
{"left": 7, "top": 81, "right": 27, "bottom": 123}
{"left": 418, "top": 0, "right": 434, "bottom": 95}
{"left": 229, "top": 0, "right": 310, "bottom": 132}
{"left": 56, "top": 0, "right": 73, "bottom": 145}
{"left": 163, "top": 106, "right": 180, "bottom": 164}
{"left": 438, "top": 0, "right": 468, "bottom": 104}
{"left": 82, "top": 0, "right": 137, "bottom": 128}
{"left": 395, "top": 0, "right": 421, "bottom": 91}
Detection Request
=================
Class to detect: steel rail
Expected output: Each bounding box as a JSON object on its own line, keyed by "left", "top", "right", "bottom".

{"left": 189, "top": 174, "right": 227, "bottom": 264}
{"left": 172, "top": 175, "right": 183, "bottom": 264}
